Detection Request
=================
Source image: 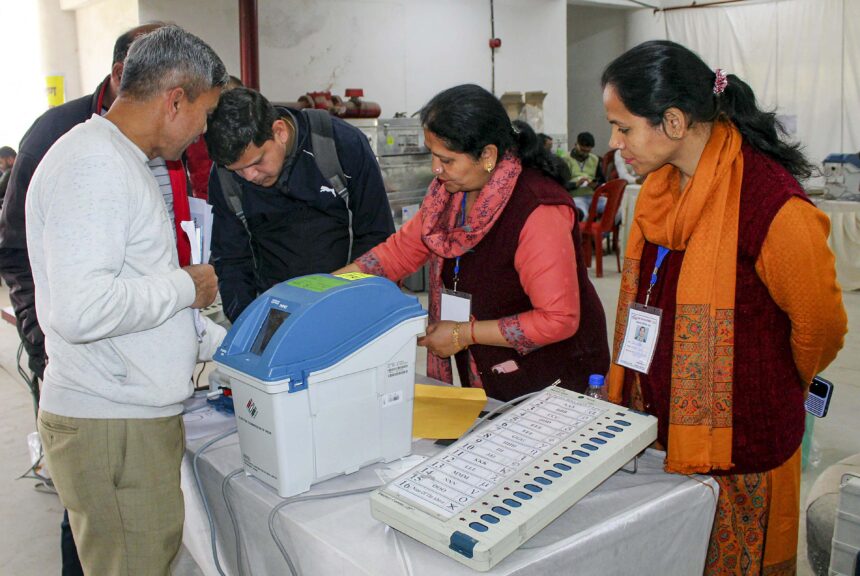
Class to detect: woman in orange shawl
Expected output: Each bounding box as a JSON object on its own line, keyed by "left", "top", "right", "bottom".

{"left": 603, "top": 41, "right": 847, "bottom": 575}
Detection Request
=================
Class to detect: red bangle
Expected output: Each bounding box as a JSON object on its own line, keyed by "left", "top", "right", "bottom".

{"left": 470, "top": 318, "right": 477, "bottom": 346}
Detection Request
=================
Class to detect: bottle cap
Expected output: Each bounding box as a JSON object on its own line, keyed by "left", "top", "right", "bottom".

{"left": 588, "top": 374, "right": 605, "bottom": 387}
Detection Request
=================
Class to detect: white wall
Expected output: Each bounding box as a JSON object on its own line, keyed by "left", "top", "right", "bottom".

{"left": 139, "top": 0, "right": 239, "bottom": 84}
{"left": 493, "top": 0, "right": 567, "bottom": 135}
{"left": 0, "top": 0, "right": 79, "bottom": 148}
{"left": 624, "top": 7, "right": 664, "bottom": 48}
{"left": 75, "top": 0, "right": 138, "bottom": 95}
{"left": 139, "top": 0, "right": 568, "bottom": 135}
{"left": 567, "top": 4, "right": 627, "bottom": 154}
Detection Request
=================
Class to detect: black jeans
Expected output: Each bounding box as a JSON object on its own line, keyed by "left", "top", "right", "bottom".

{"left": 61, "top": 509, "right": 83, "bottom": 576}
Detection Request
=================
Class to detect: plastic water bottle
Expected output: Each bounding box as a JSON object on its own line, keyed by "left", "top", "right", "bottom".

{"left": 585, "top": 374, "right": 607, "bottom": 401}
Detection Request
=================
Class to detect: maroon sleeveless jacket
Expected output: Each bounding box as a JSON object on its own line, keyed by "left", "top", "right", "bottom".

{"left": 629, "top": 144, "right": 809, "bottom": 474}
{"left": 443, "top": 167, "right": 610, "bottom": 402}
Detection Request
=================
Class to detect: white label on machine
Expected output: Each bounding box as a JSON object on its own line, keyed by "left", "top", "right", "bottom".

{"left": 386, "top": 360, "right": 410, "bottom": 378}
{"left": 382, "top": 390, "right": 403, "bottom": 407}
{"left": 387, "top": 392, "right": 606, "bottom": 519}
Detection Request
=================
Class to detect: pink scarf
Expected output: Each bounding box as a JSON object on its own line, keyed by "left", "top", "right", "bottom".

{"left": 423, "top": 153, "right": 522, "bottom": 382}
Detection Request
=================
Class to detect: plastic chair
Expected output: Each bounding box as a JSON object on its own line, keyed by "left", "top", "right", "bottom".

{"left": 602, "top": 149, "right": 619, "bottom": 181}
{"left": 580, "top": 179, "right": 627, "bottom": 277}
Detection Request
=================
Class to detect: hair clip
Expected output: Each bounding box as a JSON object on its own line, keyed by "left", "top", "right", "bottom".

{"left": 713, "top": 69, "right": 728, "bottom": 95}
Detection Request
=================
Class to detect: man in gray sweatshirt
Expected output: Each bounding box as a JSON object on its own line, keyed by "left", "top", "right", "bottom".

{"left": 26, "top": 26, "right": 228, "bottom": 574}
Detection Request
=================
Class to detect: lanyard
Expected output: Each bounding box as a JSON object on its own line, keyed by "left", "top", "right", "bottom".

{"left": 453, "top": 192, "right": 468, "bottom": 291}
{"left": 644, "top": 246, "right": 670, "bottom": 307}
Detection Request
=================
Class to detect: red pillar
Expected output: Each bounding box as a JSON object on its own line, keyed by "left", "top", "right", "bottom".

{"left": 238, "top": 0, "right": 259, "bottom": 90}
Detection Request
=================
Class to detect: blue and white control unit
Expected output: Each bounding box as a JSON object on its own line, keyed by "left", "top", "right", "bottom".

{"left": 214, "top": 273, "right": 427, "bottom": 498}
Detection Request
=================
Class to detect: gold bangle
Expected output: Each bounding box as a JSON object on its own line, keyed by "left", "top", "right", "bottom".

{"left": 452, "top": 322, "right": 468, "bottom": 351}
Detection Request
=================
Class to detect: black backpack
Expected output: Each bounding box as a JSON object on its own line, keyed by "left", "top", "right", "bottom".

{"left": 214, "top": 108, "right": 355, "bottom": 266}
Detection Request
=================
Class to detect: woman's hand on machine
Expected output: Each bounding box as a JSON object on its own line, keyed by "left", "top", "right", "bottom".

{"left": 418, "top": 320, "right": 469, "bottom": 358}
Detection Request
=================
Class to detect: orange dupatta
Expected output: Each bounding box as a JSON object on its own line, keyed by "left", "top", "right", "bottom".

{"left": 608, "top": 121, "right": 743, "bottom": 474}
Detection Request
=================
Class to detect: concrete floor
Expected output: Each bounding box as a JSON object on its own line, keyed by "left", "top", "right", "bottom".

{"left": 0, "top": 266, "right": 857, "bottom": 575}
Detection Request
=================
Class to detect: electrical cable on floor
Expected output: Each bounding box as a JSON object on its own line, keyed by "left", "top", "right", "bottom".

{"left": 192, "top": 427, "right": 238, "bottom": 576}
{"left": 267, "top": 484, "right": 383, "bottom": 576}
{"left": 17, "top": 439, "right": 55, "bottom": 495}
{"left": 17, "top": 452, "right": 50, "bottom": 483}
{"left": 221, "top": 468, "right": 246, "bottom": 576}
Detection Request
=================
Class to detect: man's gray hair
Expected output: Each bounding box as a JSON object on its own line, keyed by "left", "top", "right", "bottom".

{"left": 120, "top": 25, "right": 227, "bottom": 102}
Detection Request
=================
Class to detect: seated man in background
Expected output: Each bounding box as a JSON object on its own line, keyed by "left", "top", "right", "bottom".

{"left": 205, "top": 87, "right": 395, "bottom": 322}
{"left": 564, "top": 132, "right": 605, "bottom": 220}
{"left": 565, "top": 131, "right": 603, "bottom": 190}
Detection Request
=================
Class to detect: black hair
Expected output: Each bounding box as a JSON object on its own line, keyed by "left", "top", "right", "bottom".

{"left": 601, "top": 40, "right": 814, "bottom": 181}
{"left": 512, "top": 121, "right": 570, "bottom": 185}
{"left": 0, "top": 146, "right": 16, "bottom": 158}
{"left": 576, "top": 132, "right": 595, "bottom": 147}
{"left": 206, "top": 87, "right": 280, "bottom": 166}
{"left": 420, "top": 84, "right": 569, "bottom": 186}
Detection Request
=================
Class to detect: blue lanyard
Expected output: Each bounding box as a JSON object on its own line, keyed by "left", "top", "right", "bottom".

{"left": 644, "top": 246, "right": 670, "bottom": 307}
{"left": 453, "top": 193, "right": 468, "bottom": 291}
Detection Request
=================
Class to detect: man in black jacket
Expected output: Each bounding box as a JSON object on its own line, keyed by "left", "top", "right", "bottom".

{"left": 0, "top": 23, "right": 163, "bottom": 576}
{"left": 0, "top": 22, "right": 164, "bottom": 389}
{"left": 206, "top": 87, "right": 395, "bottom": 322}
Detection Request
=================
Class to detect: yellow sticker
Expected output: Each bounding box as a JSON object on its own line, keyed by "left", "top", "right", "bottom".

{"left": 45, "top": 75, "right": 65, "bottom": 108}
{"left": 334, "top": 272, "right": 375, "bottom": 281}
{"left": 386, "top": 135, "right": 395, "bottom": 146}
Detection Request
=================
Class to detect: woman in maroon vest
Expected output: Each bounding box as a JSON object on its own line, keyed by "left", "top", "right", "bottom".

{"left": 603, "top": 41, "right": 847, "bottom": 576}
{"left": 337, "top": 84, "right": 609, "bottom": 402}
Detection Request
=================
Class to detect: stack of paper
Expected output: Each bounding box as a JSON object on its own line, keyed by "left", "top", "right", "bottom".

{"left": 187, "top": 197, "right": 214, "bottom": 264}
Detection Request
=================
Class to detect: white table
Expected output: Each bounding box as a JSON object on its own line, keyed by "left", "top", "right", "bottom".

{"left": 815, "top": 200, "right": 860, "bottom": 290}
{"left": 181, "top": 404, "right": 718, "bottom": 576}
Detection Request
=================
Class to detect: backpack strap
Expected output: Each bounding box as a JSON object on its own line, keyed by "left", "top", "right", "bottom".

{"left": 216, "top": 166, "right": 248, "bottom": 233}
{"left": 303, "top": 108, "right": 354, "bottom": 265}
{"left": 215, "top": 166, "right": 259, "bottom": 273}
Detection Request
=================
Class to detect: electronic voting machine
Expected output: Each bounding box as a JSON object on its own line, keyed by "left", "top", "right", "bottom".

{"left": 370, "top": 385, "right": 658, "bottom": 571}
{"left": 214, "top": 273, "right": 427, "bottom": 498}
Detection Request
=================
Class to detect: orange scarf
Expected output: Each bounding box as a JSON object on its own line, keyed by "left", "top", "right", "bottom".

{"left": 609, "top": 122, "right": 743, "bottom": 474}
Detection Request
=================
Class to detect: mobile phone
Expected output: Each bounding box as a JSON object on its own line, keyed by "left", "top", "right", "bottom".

{"left": 491, "top": 360, "right": 519, "bottom": 374}
{"left": 805, "top": 376, "right": 834, "bottom": 418}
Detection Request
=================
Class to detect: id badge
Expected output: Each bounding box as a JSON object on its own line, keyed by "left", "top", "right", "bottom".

{"left": 616, "top": 303, "right": 662, "bottom": 374}
{"left": 440, "top": 288, "right": 472, "bottom": 322}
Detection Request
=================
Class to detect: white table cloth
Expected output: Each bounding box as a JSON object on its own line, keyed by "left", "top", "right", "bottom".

{"left": 181, "top": 406, "right": 718, "bottom": 576}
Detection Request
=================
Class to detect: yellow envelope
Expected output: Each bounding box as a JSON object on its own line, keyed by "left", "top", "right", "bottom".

{"left": 412, "top": 384, "right": 488, "bottom": 440}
